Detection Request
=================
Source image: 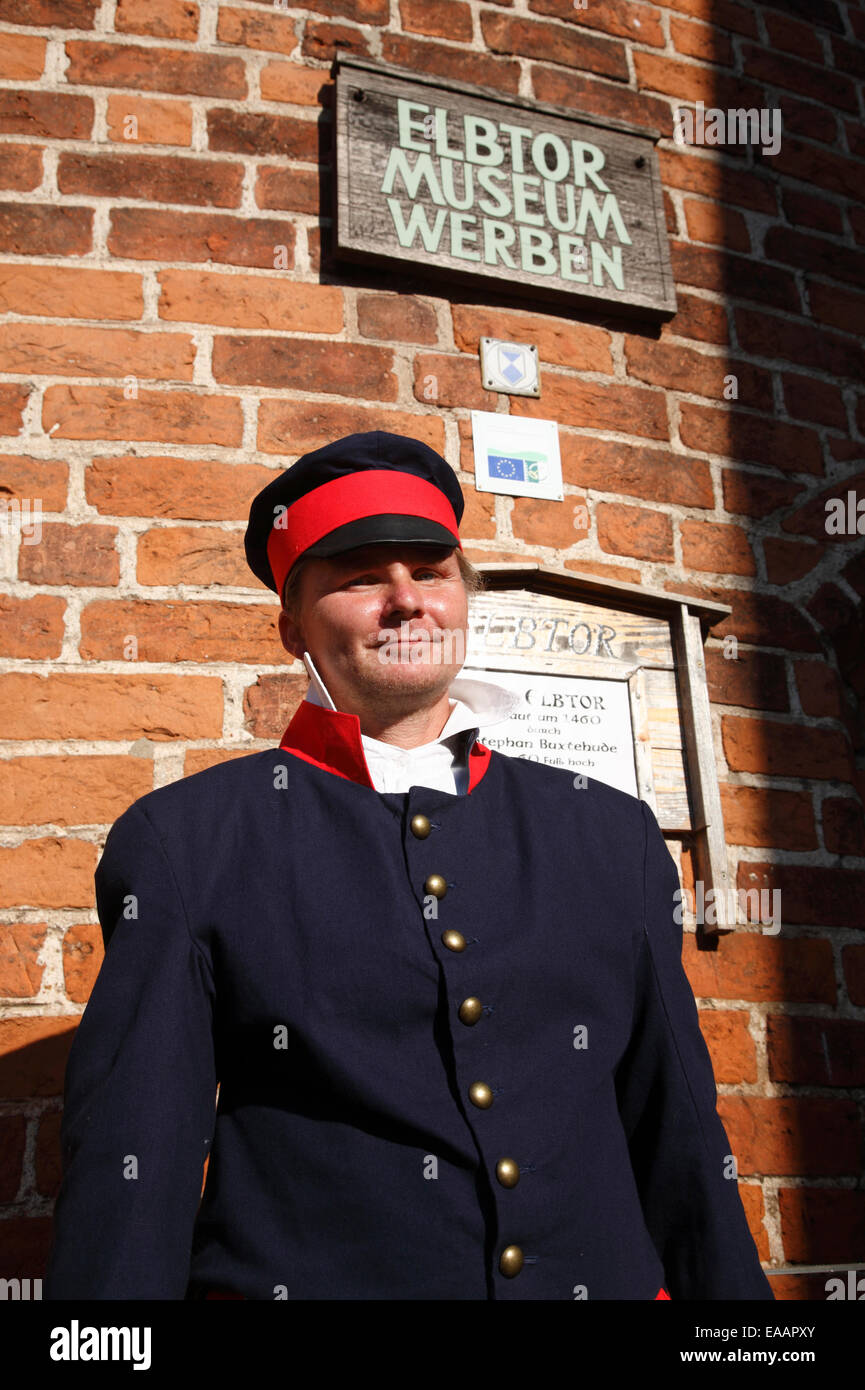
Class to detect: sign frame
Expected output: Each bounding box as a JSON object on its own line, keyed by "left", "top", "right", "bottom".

{"left": 332, "top": 52, "right": 677, "bottom": 321}
{"left": 469, "top": 561, "right": 733, "bottom": 938}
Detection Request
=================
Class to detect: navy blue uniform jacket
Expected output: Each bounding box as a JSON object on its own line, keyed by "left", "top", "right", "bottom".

{"left": 45, "top": 699, "right": 773, "bottom": 1300}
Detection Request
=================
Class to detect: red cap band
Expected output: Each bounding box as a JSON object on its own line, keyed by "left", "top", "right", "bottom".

{"left": 267, "top": 469, "right": 461, "bottom": 601}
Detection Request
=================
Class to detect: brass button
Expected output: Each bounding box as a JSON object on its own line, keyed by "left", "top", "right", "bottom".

{"left": 499, "top": 1245, "right": 524, "bottom": 1278}
{"left": 458, "top": 996, "right": 483, "bottom": 1026}
{"left": 441, "top": 930, "right": 466, "bottom": 953}
{"left": 469, "top": 1082, "right": 493, "bottom": 1109}
{"left": 496, "top": 1158, "right": 520, "bottom": 1189}
{"left": 424, "top": 873, "right": 447, "bottom": 898}
{"left": 410, "top": 813, "right": 431, "bottom": 839}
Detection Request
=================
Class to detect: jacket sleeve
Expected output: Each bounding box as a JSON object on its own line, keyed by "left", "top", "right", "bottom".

{"left": 44, "top": 802, "right": 217, "bottom": 1300}
{"left": 614, "top": 800, "right": 774, "bottom": 1300}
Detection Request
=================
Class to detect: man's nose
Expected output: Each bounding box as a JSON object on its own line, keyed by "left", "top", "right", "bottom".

{"left": 380, "top": 573, "right": 425, "bottom": 620}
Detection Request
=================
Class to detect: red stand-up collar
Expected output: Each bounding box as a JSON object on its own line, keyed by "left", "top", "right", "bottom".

{"left": 278, "top": 699, "right": 492, "bottom": 794}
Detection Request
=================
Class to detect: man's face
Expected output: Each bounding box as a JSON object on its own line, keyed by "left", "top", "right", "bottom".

{"left": 278, "top": 543, "right": 468, "bottom": 718}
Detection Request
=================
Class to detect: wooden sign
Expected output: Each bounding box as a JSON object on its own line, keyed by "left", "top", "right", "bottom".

{"left": 333, "top": 54, "right": 677, "bottom": 319}
{"left": 468, "top": 563, "right": 733, "bottom": 935}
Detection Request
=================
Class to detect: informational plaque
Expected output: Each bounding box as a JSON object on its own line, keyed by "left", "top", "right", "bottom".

{"left": 462, "top": 667, "right": 638, "bottom": 797}
{"left": 333, "top": 54, "right": 676, "bottom": 319}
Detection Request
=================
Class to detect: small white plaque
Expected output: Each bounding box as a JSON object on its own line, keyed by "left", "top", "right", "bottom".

{"left": 479, "top": 338, "right": 540, "bottom": 397}
{"left": 471, "top": 410, "right": 563, "bottom": 501}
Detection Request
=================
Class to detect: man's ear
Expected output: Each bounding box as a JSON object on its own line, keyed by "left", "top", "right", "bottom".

{"left": 278, "top": 608, "right": 305, "bottom": 661}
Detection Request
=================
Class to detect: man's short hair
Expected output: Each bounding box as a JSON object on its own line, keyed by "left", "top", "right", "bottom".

{"left": 281, "top": 547, "right": 485, "bottom": 623}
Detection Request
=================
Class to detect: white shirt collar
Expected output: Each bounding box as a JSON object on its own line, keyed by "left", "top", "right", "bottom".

{"left": 300, "top": 650, "right": 519, "bottom": 794}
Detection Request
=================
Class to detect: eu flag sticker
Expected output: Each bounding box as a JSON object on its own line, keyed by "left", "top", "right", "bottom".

{"left": 488, "top": 454, "right": 525, "bottom": 480}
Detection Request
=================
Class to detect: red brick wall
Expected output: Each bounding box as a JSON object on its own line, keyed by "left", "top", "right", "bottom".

{"left": 1, "top": 0, "right": 863, "bottom": 1299}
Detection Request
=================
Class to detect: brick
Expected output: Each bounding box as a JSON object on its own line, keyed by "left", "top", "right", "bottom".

{"left": 561, "top": 436, "right": 712, "bottom": 508}
{"left": 763, "top": 536, "right": 823, "bottom": 584}
{"left": 138, "top": 524, "right": 251, "bottom": 588}
{"left": 0, "top": 0, "right": 96, "bottom": 21}
{"left": 671, "top": 240, "right": 798, "bottom": 311}
{"left": 843, "top": 944, "right": 865, "bottom": 1006}
{"left": 0, "top": 91, "right": 93, "bottom": 141}
{"left": 739, "top": 860, "right": 865, "bottom": 931}
{"left": 764, "top": 225, "right": 865, "bottom": 292}
{"left": 0, "top": 1115, "right": 25, "bottom": 1200}
{"left": 781, "top": 471, "right": 865, "bottom": 543}
{"left": 257, "top": 400, "right": 446, "bottom": 456}
{"left": 659, "top": 148, "right": 777, "bottom": 216}
{"left": 779, "top": 1187, "right": 865, "bottom": 1266}
{"left": 678, "top": 402, "right": 823, "bottom": 475}
{"left": 115, "top": 0, "right": 199, "bottom": 40}
{"left": 302, "top": 20, "right": 372, "bottom": 64}
{"left": 682, "top": 931, "right": 835, "bottom": 1005}
{"left": 0, "top": 923, "right": 46, "bottom": 997}
{"left": 157, "top": 270, "right": 343, "bottom": 332}
{"left": 0, "top": 33, "right": 46, "bottom": 80}
{"left": 808, "top": 279, "right": 865, "bottom": 336}
{"left": 512, "top": 375, "right": 668, "bottom": 441}
{"left": 35, "top": 1109, "right": 61, "bottom": 1198}
{"left": 532, "top": 66, "right": 671, "bottom": 135}
{"left": 782, "top": 189, "right": 845, "bottom": 237}
{"left": 453, "top": 305, "right": 612, "bottom": 374}
{"left": 42, "top": 386, "right": 243, "bottom": 446}
{"left": 740, "top": 43, "right": 857, "bottom": 113}
{"left": 778, "top": 92, "right": 839, "bottom": 147}
{"left": 106, "top": 93, "right": 193, "bottom": 147}
{"left": 483, "top": 12, "right": 627, "bottom": 79}
{"left": 18, "top": 522, "right": 119, "bottom": 587}
{"left": 716, "top": 1096, "right": 859, "bottom": 1176}
{"left": 770, "top": 136, "right": 865, "bottom": 203}
{"left": 624, "top": 336, "right": 771, "bottom": 408}
{"left": 0, "top": 203, "right": 92, "bottom": 256}
{"left": 680, "top": 519, "right": 756, "bottom": 575}
{"left": 562, "top": 556, "right": 643, "bottom": 585}
{"left": 0, "top": 755, "right": 151, "bottom": 827}
{"left": 0, "top": 456, "right": 67, "bottom": 511}
{"left": 719, "top": 784, "right": 816, "bottom": 851}
{"left": 662, "top": 292, "right": 729, "bottom": 347}
{"left": 399, "top": 0, "right": 472, "bottom": 41}
{"left": 108, "top": 208, "right": 296, "bottom": 269}
{"left": 412, "top": 351, "right": 495, "bottom": 411}
{"left": 722, "top": 714, "right": 852, "bottom": 781}
{"left": 724, "top": 464, "right": 813, "bottom": 519}
{"left": 207, "top": 109, "right": 319, "bottom": 161}
{"left": 0, "top": 672, "right": 223, "bottom": 740}
{"left": 65, "top": 40, "right": 245, "bottom": 99}
{"left": 635, "top": 51, "right": 763, "bottom": 106}
{"left": 670, "top": 15, "right": 733, "bottom": 64}
{"left": 822, "top": 797, "right": 865, "bottom": 856}
{"left": 596, "top": 501, "right": 673, "bottom": 561}
{"left": 512, "top": 494, "right": 589, "bottom": 550}
{"left": 244, "top": 672, "right": 314, "bottom": 741}
{"left": 683, "top": 199, "right": 749, "bottom": 252}
{"left": 213, "top": 337, "right": 397, "bottom": 400}
{"left": 380, "top": 34, "right": 520, "bottom": 93}
{"left": 58, "top": 153, "right": 243, "bottom": 209}
{"left": 0, "top": 323, "right": 194, "bottom": 380}
{"left": 781, "top": 372, "right": 847, "bottom": 429}
{"left": 763, "top": 10, "right": 824, "bottom": 62}
{"left": 769, "top": 1015, "right": 865, "bottom": 1086}
{"left": 0, "top": 143, "right": 42, "bottom": 191}
{"left": 0, "top": 383, "right": 30, "bottom": 434}
{"left": 86, "top": 454, "right": 275, "bottom": 521}
{"left": 0, "top": 595, "right": 65, "bottom": 659}
{"left": 699, "top": 1009, "right": 756, "bottom": 1082}
{"left": 62, "top": 922, "right": 104, "bottom": 1005}
{"left": 358, "top": 292, "right": 438, "bottom": 345}
{"left": 0, "top": 837, "right": 97, "bottom": 910}
{"left": 254, "top": 165, "right": 320, "bottom": 215}
{"left": 0, "top": 1217, "right": 53, "bottom": 1279}
{"left": 705, "top": 646, "right": 788, "bottom": 712}
{"left": 666, "top": 580, "right": 822, "bottom": 653}
{"left": 259, "top": 64, "right": 332, "bottom": 106}
{"left": 0, "top": 1017, "right": 77, "bottom": 1099}
{"left": 0, "top": 265, "right": 143, "bottom": 321}
{"left": 529, "top": 0, "right": 664, "bottom": 46}
{"left": 79, "top": 599, "right": 291, "bottom": 664}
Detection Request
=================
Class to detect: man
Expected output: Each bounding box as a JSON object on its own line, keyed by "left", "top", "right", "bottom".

{"left": 45, "top": 430, "right": 773, "bottom": 1301}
